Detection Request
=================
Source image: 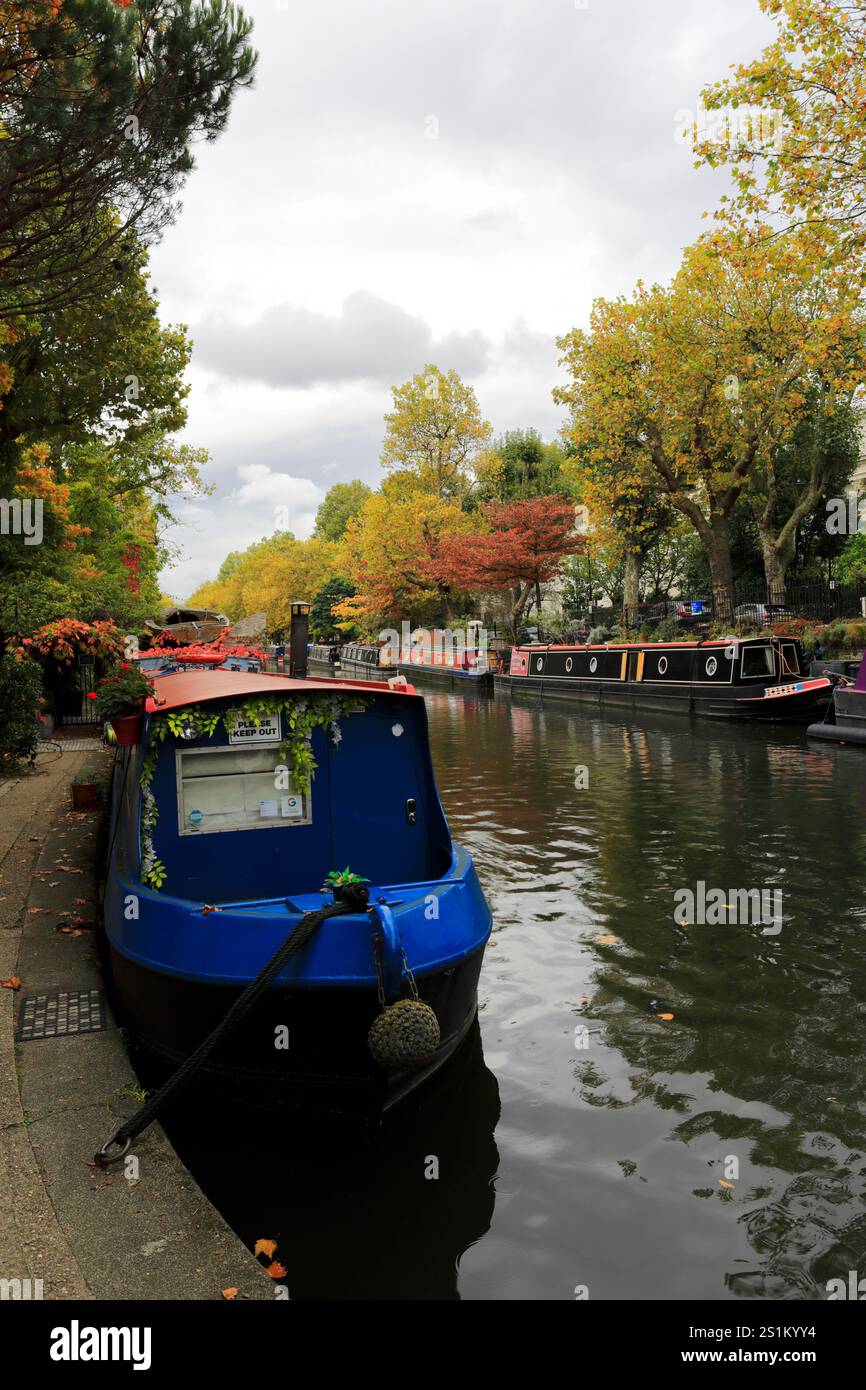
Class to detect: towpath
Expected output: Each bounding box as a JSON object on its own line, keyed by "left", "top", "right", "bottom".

{"left": 0, "top": 741, "right": 273, "bottom": 1301}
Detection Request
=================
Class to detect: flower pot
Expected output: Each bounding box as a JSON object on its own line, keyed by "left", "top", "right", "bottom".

{"left": 111, "top": 713, "right": 143, "bottom": 746}
{"left": 71, "top": 783, "right": 99, "bottom": 811}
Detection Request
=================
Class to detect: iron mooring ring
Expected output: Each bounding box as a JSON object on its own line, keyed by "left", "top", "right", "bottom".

{"left": 94, "top": 1134, "right": 132, "bottom": 1167}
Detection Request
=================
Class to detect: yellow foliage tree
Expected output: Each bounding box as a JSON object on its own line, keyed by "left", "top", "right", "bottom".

{"left": 381, "top": 364, "right": 492, "bottom": 502}
{"left": 555, "top": 225, "right": 866, "bottom": 611}
{"left": 335, "top": 490, "right": 484, "bottom": 631}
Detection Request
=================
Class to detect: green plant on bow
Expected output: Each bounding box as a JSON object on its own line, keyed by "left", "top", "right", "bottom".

{"left": 323, "top": 867, "right": 371, "bottom": 892}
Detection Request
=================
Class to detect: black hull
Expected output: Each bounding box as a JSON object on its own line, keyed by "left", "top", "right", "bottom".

{"left": 395, "top": 663, "right": 493, "bottom": 692}
{"left": 494, "top": 674, "right": 830, "bottom": 721}
{"left": 337, "top": 658, "right": 393, "bottom": 680}
{"left": 807, "top": 687, "right": 866, "bottom": 744}
{"left": 108, "top": 945, "right": 485, "bottom": 1119}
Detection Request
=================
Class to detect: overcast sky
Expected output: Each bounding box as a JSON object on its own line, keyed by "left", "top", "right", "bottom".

{"left": 149, "top": 0, "right": 775, "bottom": 601}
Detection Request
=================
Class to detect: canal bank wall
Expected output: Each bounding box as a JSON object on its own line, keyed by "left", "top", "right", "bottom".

{"left": 0, "top": 743, "right": 274, "bottom": 1301}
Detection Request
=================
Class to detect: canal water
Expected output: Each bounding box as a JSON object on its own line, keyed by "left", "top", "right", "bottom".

{"left": 158, "top": 689, "right": 866, "bottom": 1301}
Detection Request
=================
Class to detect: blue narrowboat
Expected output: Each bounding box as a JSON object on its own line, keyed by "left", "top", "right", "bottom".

{"left": 103, "top": 667, "right": 492, "bottom": 1120}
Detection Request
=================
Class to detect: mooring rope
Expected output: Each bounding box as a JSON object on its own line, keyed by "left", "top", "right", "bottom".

{"left": 94, "top": 899, "right": 358, "bottom": 1165}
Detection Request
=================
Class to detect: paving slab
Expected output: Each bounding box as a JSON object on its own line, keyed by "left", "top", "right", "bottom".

{"left": 1, "top": 747, "right": 274, "bottom": 1301}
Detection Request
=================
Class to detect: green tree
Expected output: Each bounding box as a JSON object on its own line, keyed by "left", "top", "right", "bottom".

{"left": 313, "top": 481, "right": 371, "bottom": 542}
{"left": 476, "top": 428, "right": 572, "bottom": 504}
{"left": 310, "top": 577, "right": 356, "bottom": 638}
{"left": 0, "top": 0, "right": 257, "bottom": 319}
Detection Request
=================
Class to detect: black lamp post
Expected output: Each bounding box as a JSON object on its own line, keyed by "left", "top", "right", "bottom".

{"left": 289, "top": 601, "right": 310, "bottom": 678}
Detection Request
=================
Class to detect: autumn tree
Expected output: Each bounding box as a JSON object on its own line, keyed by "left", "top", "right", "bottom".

{"left": 0, "top": 0, "right": 257, "bottom": 319}
{"left": 434, "top": 495, "right": 582, "bottom": 640}
{"left": 555, "top": 227, "right": 866, "bottom": 616}
{"left": 695, "top": 0, "right": 866, "bottom": 244}
{"left": 186, "top": 533, "right": 338, "bottom": 636}
{"left": 381, "top": 364, "right": 491, "bottom": 501}
{"left": 336, "top": 489, "right": 482, "bottom": 629}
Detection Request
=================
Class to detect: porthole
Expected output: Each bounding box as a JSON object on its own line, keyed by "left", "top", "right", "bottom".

{"left": 705, "top": 656, "right": 718, "bottom": 677}
{"left": 589, "top": 656, "right": 598, "bottom": 674}
{"left": 565, "top": 657, "right": 573, "bottom": 673}
{"left": 535, "top": 657, "right": 544, "bottom": 672}
{"left": 657, "top": 656, "right": 668, "bottom": 675}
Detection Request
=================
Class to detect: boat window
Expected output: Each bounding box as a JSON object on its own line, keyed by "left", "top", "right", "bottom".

{"left": 589, "top": 656, "right": 598, "bottom": 673}
{"left": 657, "top": 656, "right": 668, "bottom": 675}
{"left": 176, "top": 747, "right": 310, "bottom": 835}
{"left": 781, "top": 642, "right": 800, "bottom": 676}
{"left": 705, "top": 656, "right": 718, "bottom": 677}
{"left": 741, "top": 646, "right": 774, "bottom": 679}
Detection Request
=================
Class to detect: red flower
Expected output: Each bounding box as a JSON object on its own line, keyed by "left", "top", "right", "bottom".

{"left": 86, "top": 692, "right": 97, "bottom": 701}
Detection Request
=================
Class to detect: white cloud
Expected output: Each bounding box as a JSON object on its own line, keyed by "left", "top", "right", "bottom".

{"left": 150, "top": 0, "right": 777, "bottom": 598}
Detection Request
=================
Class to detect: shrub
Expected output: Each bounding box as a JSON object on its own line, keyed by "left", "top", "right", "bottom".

{"left": 653, "top": 617, "right": 679, "bottom": 642}
{"left": 0, "top": 655, "right": 43, "bottom": 769}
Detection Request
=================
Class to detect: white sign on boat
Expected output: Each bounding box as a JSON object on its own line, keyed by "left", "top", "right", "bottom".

{"left": 228, "top": 713, "right": 281, "bottom": 744}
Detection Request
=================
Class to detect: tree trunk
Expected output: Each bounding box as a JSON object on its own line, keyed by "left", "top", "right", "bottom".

{"left": 510, "top": 582, "right": 534, "bottom": 642}
{"left": 623, "top": 549, "right": 641, "bottom": 624}
{"left": 702, "top": 514, "right": 735, "bottom": 624}
{"left": 756, "top": 527, "right": 789, "bottom": 603}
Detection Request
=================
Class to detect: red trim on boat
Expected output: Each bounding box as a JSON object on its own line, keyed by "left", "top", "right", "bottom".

{"left": 145, "top": 668, "right": 420, "bottom": 713}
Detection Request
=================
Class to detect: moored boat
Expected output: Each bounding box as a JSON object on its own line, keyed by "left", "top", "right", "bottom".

{"left": 144, "top": 606, "right": 230, "bottom": 645}
{"left": 338, "top": 642, "right": 395, "bottom": 679}
{"left": 102, "top": 664, "right": 492, "bottom": 1119}
{"left": 808, "top": 650, "right": 866, "bottom": 744}
{"left": 495, "top": 635, "right": 834, "bottom": 720}
{"left": 308, "top": 641, "right": 341, "bottom": 674}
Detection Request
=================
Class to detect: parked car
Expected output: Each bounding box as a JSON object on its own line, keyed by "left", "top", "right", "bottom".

{"left": 734, "top": 603, "right": 795, "bottom": 628}
{"left": 674, "top": 599, "right": 711, "bottom": 627}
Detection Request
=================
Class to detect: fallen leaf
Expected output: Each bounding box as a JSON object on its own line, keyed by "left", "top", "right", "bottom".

{"left": 27, "top": 907, "right": 50, "bottom": 914}
{"left": 221, "top": 1288, "right": 238, "bottom": 1301}
{"left": 658, "top": 1013, "right": 674, "bottom": 1021}
{"left": 73, "top": 898, "right": 90, "bottom": 906}
{"left": 595, "top": 933, "right": 619, "bottom": 945}
{"left": 48, "top": 881, "right": 60, "bottom": 887}
{"left": 719, "top": 1179, "right": 734, "bottom": 1189}
{"left": 265, "top": 1262, "right": 287, "bottom": 1280}
{"left": 1, "top": 976, "right": 21, "bottom": 991}
{"left": 254, "top": 1238, "right": 278, "bottom": 1260}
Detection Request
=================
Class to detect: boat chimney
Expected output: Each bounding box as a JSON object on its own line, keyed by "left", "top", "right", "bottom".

{"left": 289, "top": 600, "right": 310, "bottom": 678}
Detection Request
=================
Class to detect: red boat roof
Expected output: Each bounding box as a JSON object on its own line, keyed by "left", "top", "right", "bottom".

{"left": 146, "top": 669, "right": 417, "bottom": 713}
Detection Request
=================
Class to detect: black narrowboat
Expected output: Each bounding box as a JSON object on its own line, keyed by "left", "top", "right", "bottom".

{"left": 495, "top": 636, "right": 833, "bottom": 720}
{"left": 308, "top": 642, "right": 341, "bottom": 674}
{"left": 808, "top": 650, "right": 866, "bottom": 744}
{"left": 339, "top": 643, "right": 395, "bottom": 679}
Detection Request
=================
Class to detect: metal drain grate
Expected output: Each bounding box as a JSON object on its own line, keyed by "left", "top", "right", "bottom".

{"left": 15, "top": 989, "right": 106, "bottom": 1042}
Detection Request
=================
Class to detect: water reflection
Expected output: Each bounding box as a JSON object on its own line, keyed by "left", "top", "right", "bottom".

{"left": 158, "top": 1022, "right": 500, "bottom": 1300}
{"left": 430, "top": 693, "right": 866, "bottom": 1300}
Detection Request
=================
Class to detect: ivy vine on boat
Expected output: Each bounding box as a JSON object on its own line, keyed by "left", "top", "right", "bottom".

{"left": 138, "top": 692, "right": 371, "bottom": 890}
